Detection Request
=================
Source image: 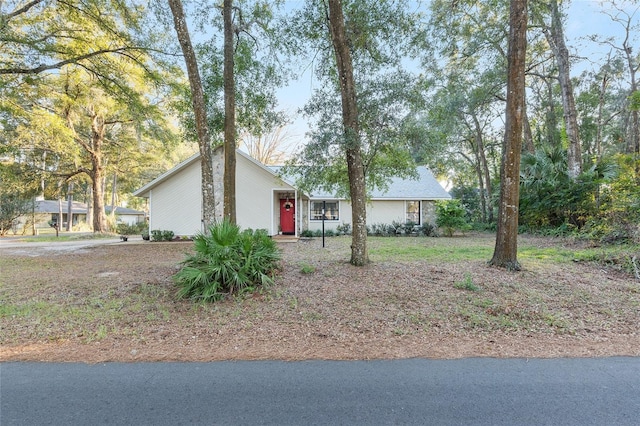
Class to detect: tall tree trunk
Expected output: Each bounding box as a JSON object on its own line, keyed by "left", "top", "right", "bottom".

{"left": 622, "top": 30, "right": 640, "bottom": 180}
{"left": 66, "top": 182, "right": 74, "bottom": 231}
{"left": 543, "top": 0, "right": 581, "bottom": 178}
{"left": 490, "top": 0, "right": 527, "bottom": 270}
{"left": 168, "top": 0, "right": 217, "bottom": 230}
{"left": 620, "top": 22, "right": 640, "bottom": 156}
{"left": 544, "top": 77, "right": 559, "bottom": 147}
{"left": 327, "top": 0, "right": 368, "bottom": 266}
{"left": 223, "top": 0, "right": 236, "bottom": 223}
{"left": 596, "top": 72, "right": 609, "bottom": 161}
{"left": 90, "top": 113, "right": 108, "bottom": 233}
{"left": 472, "top": 151, "right": 487, "bottom": 223}
{"left": 57, "top": 193, "right": 63, "bottom": 235}
{"left": 523, "top": 103, "right": 535, "bottom": 154}
{"left": 110, "top": 172, "right": 117, "bottom": 216}
{"left": 86, "top": 185, "right": 93, "bottom": 230}
{"left": 472, "top": 113, "right": 493, "bottom": 223}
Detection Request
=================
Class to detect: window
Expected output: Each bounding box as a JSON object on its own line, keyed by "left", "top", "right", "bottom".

{"left": 311, "top": 201, "right": 339, "bottom": 221}
{"left": 406, "top": 201, "right": 421, "bottom": 225}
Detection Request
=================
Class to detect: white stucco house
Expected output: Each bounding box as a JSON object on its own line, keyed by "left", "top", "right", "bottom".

{"left": 133, "top": 148, "right": 451, "bottom": 237}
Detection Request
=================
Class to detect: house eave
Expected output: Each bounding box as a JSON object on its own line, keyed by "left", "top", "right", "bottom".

{"left": 133, "top": 153, "right": 200, "bottom": 198}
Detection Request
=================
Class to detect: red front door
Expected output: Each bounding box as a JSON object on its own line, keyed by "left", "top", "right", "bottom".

{"left": 280, "top": 199, "right": 295, "bottom": 235}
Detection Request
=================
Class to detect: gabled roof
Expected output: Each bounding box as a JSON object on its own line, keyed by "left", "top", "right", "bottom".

{"left": 272, "top": 166, "right": 451, "bottom": 200}
{"left": 133, "top": 153, "right": 200, "bottom": 197}
{"left": 105, "top": 206, "right": 145, "bottom": 216}
{"left": 133, "top": 149, "right": 450, "bottom": 201}
{"left": 133, "top": 148, "right": 295, "bottom": 197}
{"left": 368, "top": 167, "right": 451, "bottom": 200}
{"left": 33, "top": 200, "right": 144, "bottom": 216}
{"left": 34, "top": 200, "right": 88, "bottom": 215}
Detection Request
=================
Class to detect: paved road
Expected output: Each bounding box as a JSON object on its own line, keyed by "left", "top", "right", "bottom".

{"left": 2, "top": 357, "right": 638, "bottom": 425}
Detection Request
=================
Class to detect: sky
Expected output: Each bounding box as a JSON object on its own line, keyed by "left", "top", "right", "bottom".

{"left": 273, "top": 0, "right": 640, "bottom": 156}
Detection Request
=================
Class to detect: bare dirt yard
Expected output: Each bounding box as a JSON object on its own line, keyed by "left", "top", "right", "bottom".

{"left": 1, "top": 233, "right": 639, "bottom": 363}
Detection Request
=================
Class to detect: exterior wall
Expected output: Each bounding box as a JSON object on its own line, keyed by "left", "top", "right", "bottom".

{"left": 367, "top": 200, "right": 406, "bottom": 225}
{"left": 299, "top": 199, "right": 309, "bottom": 233}
{"left": 422, "top": 200, "right": 437, "bottom": 225}
{"left": 235, "top": 154, "right": 294, "bottom": 234}
{"left": 140, "top": 150, "right": 448, "bottom": 237}
{"left": 149, "top": 159, "right": 202, "bottom": 236}
{"left": 115, "top": 214, "right": 145, "bottom": 226}
{"left": 306, "top": 199, "right": 439, "bottom": 232}
{"left": 306, "top": 199, "right": 349, "bottom": 232}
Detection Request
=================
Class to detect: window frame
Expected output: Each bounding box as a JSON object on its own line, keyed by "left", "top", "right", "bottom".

{"left": 405, "top": 200, "right": 421, "bottom": 225}
{"left": 310, "top": 200, "right": 340, "bottom": 221}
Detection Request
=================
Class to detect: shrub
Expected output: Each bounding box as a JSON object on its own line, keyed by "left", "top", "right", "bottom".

{"left": 419, "top": 222, "right": 437, "bottom": 237}
{"left": 336, "top": 222, "right": 351, "bottom": 235}
{"left": 151, "top": 229, "right": 175, "bottom": 242}
{"left": 368, "top": 223, "right": 381, "bottom": 236}
{"left": 300, "top": 229, "right": 314, "bottom": 237}
{"left": 436, "top": 200, "right": 471, "bottom": 237}
{"left": 116, "top": 222, "right": 147, "bottom": 236}
{"left": 390, "top": 220, "right": 404, "bottom": 236}
{"left": 174, "top": 221, "right": 281, "bottom": 302}
{"left": 404, "top": 221, "right": 418, "bottom": 236}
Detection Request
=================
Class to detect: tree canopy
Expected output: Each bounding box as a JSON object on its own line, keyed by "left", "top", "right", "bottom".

{"left": 1, "top": 0, "right": 639, "bottom": 253}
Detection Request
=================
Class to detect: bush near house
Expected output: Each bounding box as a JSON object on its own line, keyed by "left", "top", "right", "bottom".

{"left": 116, "top": 222, "right": 148, "bottom": 237}
{"left": 302, "top": 221, "right": 438, "bottom": 238}
{"left": 150, "top": 229, "right": 175, "bottom": 241}
{"left": 436, "top": 199, "right": 471, "bottom": 237}
{"left": 174, "top": 220, "right": 281, "bottom": 302}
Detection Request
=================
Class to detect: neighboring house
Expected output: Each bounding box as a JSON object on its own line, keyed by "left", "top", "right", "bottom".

{"left": 105, "top": 206, "right": 147, "bottom": 226}
{"left": 133, "top": 147, "right": 451, "bottom": 237}
{"left": 30, "top": 199, "right": 88, "bottom": 230}
{"left": 10, "top": 199, "right": 145, "bottom": 234}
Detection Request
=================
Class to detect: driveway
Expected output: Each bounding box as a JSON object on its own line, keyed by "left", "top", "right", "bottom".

{"left": 2, "top": 357, "right": 639, "bottom": 425}
{"left": 0, "top": 235, "right": 143, "bottom": 256}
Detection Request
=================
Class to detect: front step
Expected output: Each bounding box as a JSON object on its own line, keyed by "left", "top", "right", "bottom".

{"left": 272, "top": 234, "right": 299, "bottom": 243}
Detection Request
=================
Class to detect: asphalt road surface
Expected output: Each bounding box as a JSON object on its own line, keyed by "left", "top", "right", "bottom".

{"left": 2, "top": 357, "right": 639, "bottom": 425}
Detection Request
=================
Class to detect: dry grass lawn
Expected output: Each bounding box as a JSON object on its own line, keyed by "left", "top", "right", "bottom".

{"left": 1, "top": 233, "right": 639, "bottom": 362}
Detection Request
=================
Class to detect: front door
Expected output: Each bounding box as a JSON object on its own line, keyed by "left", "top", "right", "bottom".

{"left": 280, "top": 199, "right": 295, "bottom": 235}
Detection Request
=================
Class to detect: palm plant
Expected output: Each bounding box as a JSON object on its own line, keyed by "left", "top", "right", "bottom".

{"left": 174, "top": 221, "right": 281, "bottom": 302}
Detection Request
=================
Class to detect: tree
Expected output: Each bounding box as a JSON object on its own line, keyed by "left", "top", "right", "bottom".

{"left": 167, "top": 0, "right": 285, "bottom": 223}
{"left": 490, "top": 0, "right": 528, "bottom": 270}
{"left": 223, "top": 0, "right": 237, "bottom": 223}
{"left": 167, "top": 0, "right": 217, "bottom": 229}
{"left": 0, "top": 0, "right": 151, "bottom": 77}
{"left": 5, "top": 63, "right": 178, "bottom": 233}
{"left": 1, "top": 1, "right": 179, "bottom": 233}
{"left": 538, "top": 0, "right": 582, "bottom": 178}
{"left": 327, "top": 0, "right": 368, "bottom": 266}
{"left": 436, "top": 200, "right": 471, "bottom": 237}
{"left": 240, "top": 125, "right": 294, "bottom": 165}
{"left": 424, "top": 0, "right": 518, "bottom": 225}
{"left": 592, "top": 1, "right": 640, "bottom": 176}
{"left": 419, "top": 78, "right": 501, "bottom": 224}
{"left": 283, "top": 0, "right": 423, "bottom": 265}
{"left": 0, "top": 162, "right": 38, "bottom": 236}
